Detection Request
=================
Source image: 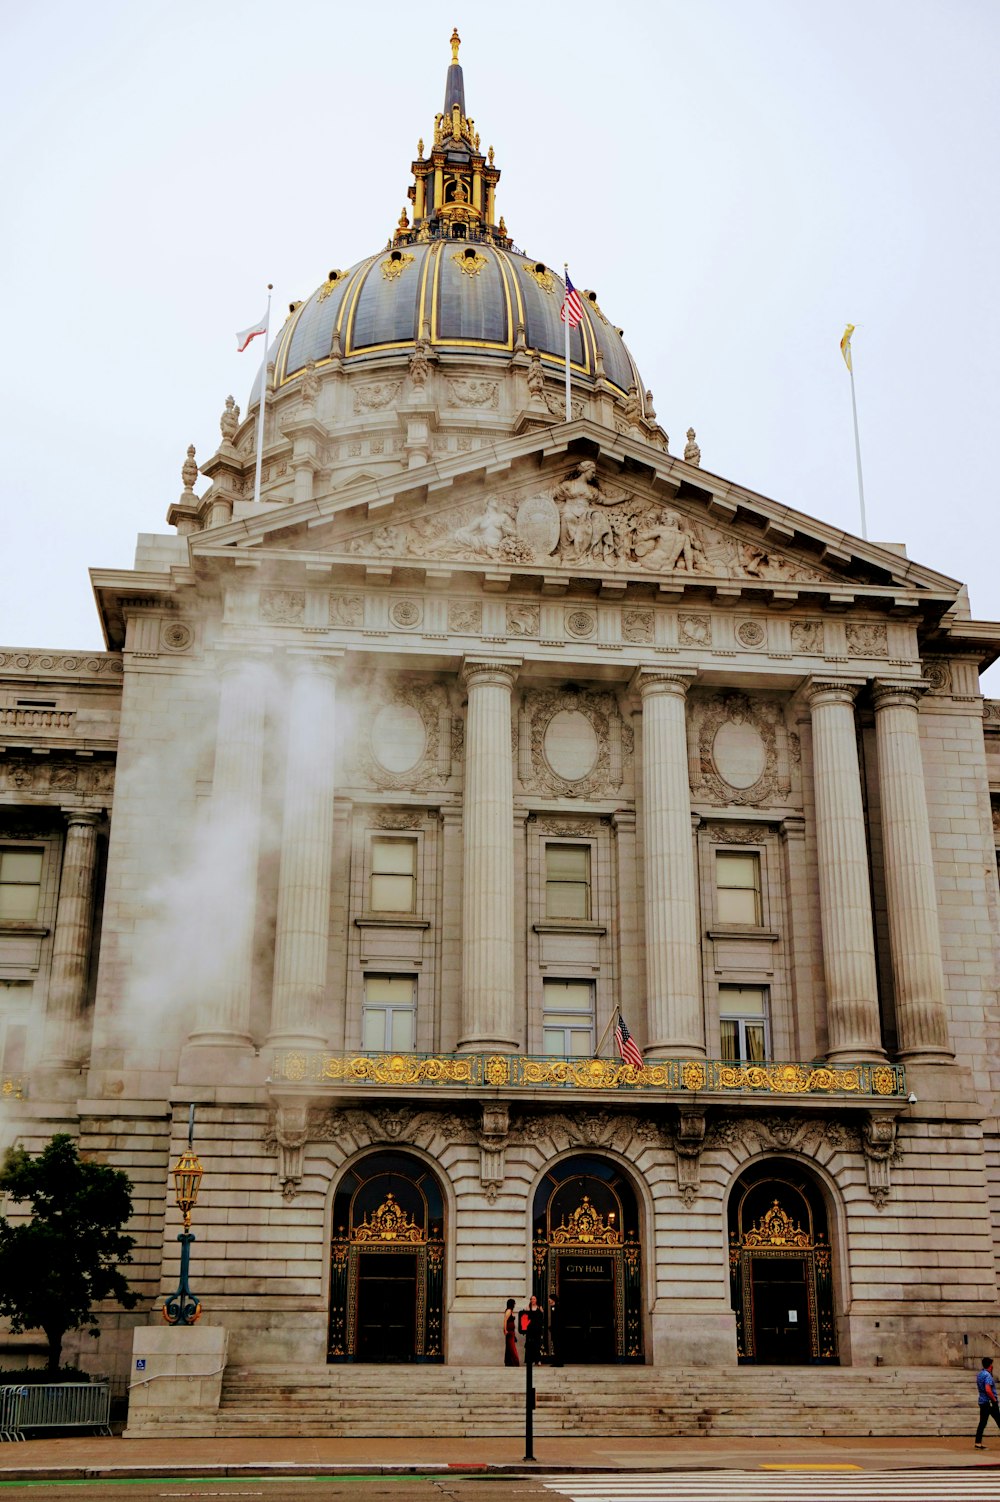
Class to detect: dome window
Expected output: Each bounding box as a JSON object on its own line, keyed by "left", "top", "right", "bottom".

{"left": 390, "top": 250, "right": 404, "bottom": 262}
{"left": 463, "top": 247, "right": 478, "bottom": 260}
{"left": 535, "top": 263, "right": 546, "bottom": 275}
{"left": 588, "top": 291, "right": 598, "bottom": 302}
{"left": 327, "top": 270, "right": 342, "bottom": 282}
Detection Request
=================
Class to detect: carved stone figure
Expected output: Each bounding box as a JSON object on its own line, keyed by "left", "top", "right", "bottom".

{"left": 684, "top": 427, "right": 701, "bottom": 466}
{"left": 553, "top": 461, "right": 619, "bottom": 564}
{"left": 219, "top": 396, "right": 240, "bottom": 445}
{"left": 526, "top": 351, "right": 545, "bottom": 401}
{"left": 408, "top": 337, "right": 431, "bottom": 391}
{"left": 301, "top": 360, "right": 320, "bottom": 404}
{"left": 634, "top": 508, "right": 700, "bottom": 573}
{"left": 451, "top": 495, "right": 516, "bottom": 557}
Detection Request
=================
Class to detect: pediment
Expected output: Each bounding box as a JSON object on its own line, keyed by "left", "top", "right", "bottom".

{"left": 191, "top": 422, "right": 962, "bottom": 608}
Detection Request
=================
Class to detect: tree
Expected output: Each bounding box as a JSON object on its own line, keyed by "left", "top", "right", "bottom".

{"left": 0, "top": 1133, "right": 139, "bottom": 1371}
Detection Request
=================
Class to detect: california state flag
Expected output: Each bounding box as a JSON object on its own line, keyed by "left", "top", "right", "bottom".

{"left": 236, "top": 311, "right": 268, "bottom": 353}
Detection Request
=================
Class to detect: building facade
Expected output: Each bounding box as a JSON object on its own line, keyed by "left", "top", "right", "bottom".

{"left": 2, "top": 34, "right": 1000, "bottom": 1389}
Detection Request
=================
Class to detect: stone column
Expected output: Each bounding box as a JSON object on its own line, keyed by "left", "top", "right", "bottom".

{"left": 638, "top": 671, "right": 704, "bottom": 1057}
{"left": 44, "top": 811, "right": 102, "bottom": 1069}
{"left": 268, "top": 652, "right": 341, "bottom": 1049}
{"left": 188, "top": 654, "right": 268, "bottom": 1046}
{"left": 872, "top": 682, "right": 952, "bottom": 1061}
{"left": 459, "top": 660, "right": 519, "bottom": 1052}
{"left": 806, "top": 681, "right": 884, "bottom": 1061}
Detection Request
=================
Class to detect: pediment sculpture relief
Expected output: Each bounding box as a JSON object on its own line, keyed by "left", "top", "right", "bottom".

{"left": 341, "top": 462, "right": 825, "bottom": 582}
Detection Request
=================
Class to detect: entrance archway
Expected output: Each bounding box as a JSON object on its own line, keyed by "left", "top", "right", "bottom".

{"left": 328, "top": 1150, "right": 445, "bottom": 1363}
{"left": 728, "top": 1161, "right": 838, "bottom": 1364}
{"left": 532, "top": 1155, "right": 643, "bottom": 1363}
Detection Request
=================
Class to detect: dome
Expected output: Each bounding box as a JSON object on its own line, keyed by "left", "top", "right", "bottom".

{"left": 247, "top": 28, "right": 650, "bottom": 420}
{"left": 253, "top": 244, "right": 643, "bottom": 405}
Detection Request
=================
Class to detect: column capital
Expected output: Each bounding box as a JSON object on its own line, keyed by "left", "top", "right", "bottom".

{"left": 632, "top": 667, "right": 696, "bottom": 701}
{"left": 60, "top": 808, "right": 103, "bottom": 829}
{"left": 461, "top": 657, "right": 521, "bottom": 692}
{"left": 216, "top": 647, "right": 273, "bottom": 678}
{"left": 871, "top": 679, "right": 926, "bottom": 713}
{"left": 284, "top": 648, "right": 344, "bottom": 680}
{"left": 804, "top": 677, "right": 864, "bottom": 710}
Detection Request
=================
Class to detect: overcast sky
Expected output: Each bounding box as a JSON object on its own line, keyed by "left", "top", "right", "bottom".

{"left": 2, "top": 0, "right": 998, "bottom": 686}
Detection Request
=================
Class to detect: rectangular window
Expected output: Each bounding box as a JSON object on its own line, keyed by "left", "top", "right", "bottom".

{"left": 362, "top": 974, "right": 416, "bottom": 1052}
{"left": 370, "top": 838, "right": 417, "bottom": 913}
{"left": 0, "top": 848, "right": 43, "bottom": 923}
{"left": 542, "top": 979, "right": 595, "bottom": 1057}
{"left": 719, "top": 985, "right": 769, "bottom": 1062}
{"left": 715, "top": 850, "right": 762, "bottom": 925}
{"left": 545, "top": 843, "right": 591, "bottom": 920}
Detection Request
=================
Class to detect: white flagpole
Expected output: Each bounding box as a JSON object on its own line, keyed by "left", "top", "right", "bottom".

{"left": 563, "top": 262, "right": 571, "bottom": 421}
{"left": 847, "top": 352, "right": 868, "bottom": 541}
{"left": 252, "top": 284, "right": 273, "bottom": 506}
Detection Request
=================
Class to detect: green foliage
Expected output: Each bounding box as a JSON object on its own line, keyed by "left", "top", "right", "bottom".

{"left": 0, "top": 1366, "right": 91, "bottom": 1384}
{"left": 0, "top": 1134, "right": 139, "bottom": 1371}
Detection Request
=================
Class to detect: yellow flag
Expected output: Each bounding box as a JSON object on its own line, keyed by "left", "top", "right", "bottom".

{"left": 840, "top": 323, "right": 855, "bottom": 371}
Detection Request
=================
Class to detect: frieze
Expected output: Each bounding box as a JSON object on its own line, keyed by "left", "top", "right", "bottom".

{"left": 0, "top": 652, "right": 123, "bottom": 678}
{"left": 446, "top": 378, "right": 499, "bottom": 409}
{"left": 790, "top": 620, "right": 824, "bottom": 654}
{"left": 513, "top": 1110, "right": 667, "bottom": 1155}
{"left": 921, "top": 659, "right": 952, "bottom": 694}
{"left": 389, "top": 599, "right": 423, "bottom": 629}
{"left": 448, "top": 601, "right": 482, "bottom": 634}
{"left": 622, "top": 609, "right": 653, "bottom": 644}
{"left": 506, "top": 603, "right": 539, "bottom": 637}
{"left": 329, "top": 594, "right": 365, "bottom": 628}
{"left": 160, "top": 621, "right": 194, "bottom": 653}
{"left": 846, "top": 622, "right": 888, "bottom": 658}
{"left": 691, "top": 691, "right": 792, "bottom": 808}
{"left": 736, "top": 620, "right": 766, "bottom": 648}
{"left": 531, "top": 815, "right": 603, "bottom": 836}
{"left": 353, "top": 381, "right": 402, "bottom": 413}
{"left": 707, "top": 824, "right": 768, "bottom": 845}
{"left": 370, "top": 809, "right": 425, "bottom": 830}
{"left": 679, "top": 615, "right": 711, "bottom": 648}
{"left": 260, "top": 589, "right": 305, "bottom": 624}
{"left": 0, "top": 759, "right": 115, "bottom": 798}
{"left": 338, "top": 461, "right": 828, "bottom": 586}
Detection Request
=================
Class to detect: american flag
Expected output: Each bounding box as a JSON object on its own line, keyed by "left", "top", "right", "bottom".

{"left": 614, "top": 1015, "right": 644, "bottom": 1071}
{"left": 560, "top": 271, "right": 584, "bottom": 328}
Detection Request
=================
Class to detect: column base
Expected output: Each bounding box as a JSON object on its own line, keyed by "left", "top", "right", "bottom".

{"left": 266, "top": 1033, "right": 328, "bottom": 1052}
{"left": 177, "top": 1039, "right": 264, "bottom": 1087}
{"left": 645, "top": 1045, "right": 707, "bottom": 1061}
{"left": 456, "top": 1038, "right": 520, "bottom": 1053}
{"left": 826, "top": 1048, "right": 887, "bottom": 1065}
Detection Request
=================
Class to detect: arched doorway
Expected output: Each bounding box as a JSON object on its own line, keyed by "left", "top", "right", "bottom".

{"left": 532, "top": 1155, "right": 643, "bottom": 1363}
{"left": 328, "top": 1150, "right": 445, "bottom": 1363}
{"left": 728, "top": 1161, "right": 838, "bottom": 1364}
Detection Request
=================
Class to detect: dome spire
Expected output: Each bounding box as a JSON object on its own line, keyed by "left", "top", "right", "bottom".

{"left": 444, "top": 27, "right": 466, "bottom": 115}
{"left": 397, "top": 31, "right": 511, "bottom": 250}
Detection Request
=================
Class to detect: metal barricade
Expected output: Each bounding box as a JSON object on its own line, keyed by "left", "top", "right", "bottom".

{"left": 0, "top": 1382, "right": 111, "bottom": 1440}
{"left": 0, "top": 1387, "right": 28, "bottom": 1442}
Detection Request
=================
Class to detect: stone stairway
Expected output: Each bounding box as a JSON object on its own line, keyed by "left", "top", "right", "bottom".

{"left": 128, "top": 1363, "right": 975, "bottom": 1439}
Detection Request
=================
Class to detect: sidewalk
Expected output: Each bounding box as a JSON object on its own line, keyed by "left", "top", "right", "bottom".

{"left": 0, "top": 1433, "right": 998, "bottom": 1482}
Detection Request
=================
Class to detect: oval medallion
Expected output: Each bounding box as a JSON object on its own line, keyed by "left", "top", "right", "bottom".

{"left": 712, "top": 720, "right": 767, "bottom": 790}
{"left": 544, "top": 709, "right": 599, "bottom": 782}
{"left": 516, "top": 494, "right": 560, "bottom": 557}
{"left": 371, "top": 703, "right": 427, "bottom": 774}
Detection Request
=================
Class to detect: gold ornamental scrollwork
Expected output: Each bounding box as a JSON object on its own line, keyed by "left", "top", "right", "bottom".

{"left": 872, "top": 1066, "right": 896, "bottom": 1096}
{"left": 740, "top": 1200, "right": 813, "bottom": 1251}
{"left": 485, "top": 1055, "right": 510, "bottom": 1087}
{"left": 453, "top": 250, "right": 488, "bottom": 276}
{"left": 320, "top": 1053, "right": 481, "bottom": 1086}
{"left": 549, "top": 1195, "right": 622, "bottom": 1247}
{"left": 683, "top": 1061, "right": 707, "bottom": 1092}
{"left": 521, "top": 262, "right": 555, "bottom": 294}
{"left": 382, "top": 253, "right": 415, "bottom": 282}
{"left": 283, "top": 1053, "right": 308, "bottom": 1082}
{"left": 351, "top": 1192, "right": 425, "bottom": 1245}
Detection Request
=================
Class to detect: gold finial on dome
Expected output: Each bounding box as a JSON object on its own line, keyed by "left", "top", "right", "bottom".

{"left": 450, "top": 27, "right": 461, "bottom": 64}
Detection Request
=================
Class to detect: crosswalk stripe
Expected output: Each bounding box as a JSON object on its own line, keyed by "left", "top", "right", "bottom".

{"left": 539, "top": 1472, "right": 1000, "bottom": 1501}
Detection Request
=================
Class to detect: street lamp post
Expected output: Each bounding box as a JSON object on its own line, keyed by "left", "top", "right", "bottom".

{"left": 162, "top": 1103, "right": 204, "bottom": 1326}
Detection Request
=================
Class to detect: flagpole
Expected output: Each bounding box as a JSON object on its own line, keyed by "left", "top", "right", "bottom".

{"left": 594, "top": 1007, "right": 621, "bottom": 1061}
{"left": 563, "top": 262, "right": 571, "bottom": 421}
{"left": 847, "top": 354, "right": 868, "bottom": 541}
{"left": 252, "top": 284, "right": 273, "bottom": 506}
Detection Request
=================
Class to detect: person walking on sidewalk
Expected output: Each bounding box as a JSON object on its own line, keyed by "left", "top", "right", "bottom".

{"left": 975, "top": 1356, "right": 1000, "bottom": 1447}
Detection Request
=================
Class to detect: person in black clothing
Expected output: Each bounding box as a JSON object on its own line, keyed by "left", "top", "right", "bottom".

{"left": 522, "top": 1293, "right": 544, "bottom": 1365}
{"left": 547, "top": 1294, "right": 564, "bottom": 1366}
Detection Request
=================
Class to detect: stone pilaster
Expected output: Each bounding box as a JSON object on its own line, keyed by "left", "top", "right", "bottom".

{"left": 268, "top": 652, "right": 341, "bottom": 1049}
{"left": 187, "top": 654, "right": 268, "bottom": 1047}
{"left": 806, "top": 681, "right": 884, "bottom": 1061}
{"left": 872, "top": 681, "right": 952, "bottom": 1062}
{"left": 637, "top": 671, "right": 703, "bottom": 1057}
{"left": 458, "top": 660, "right": 519, "bottom": 1052}
{"left": 44, "top": 810, "right": 102, "bottom": 1070}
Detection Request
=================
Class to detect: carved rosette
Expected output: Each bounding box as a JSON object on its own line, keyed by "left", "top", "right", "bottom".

{"left": 519, "top": 688, "right": 631, "bottom": 798}
{"left": 690, "top": 691, "right": 792, "bottom": 807}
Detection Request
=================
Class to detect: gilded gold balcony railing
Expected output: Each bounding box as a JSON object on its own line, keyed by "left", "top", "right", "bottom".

{"left": 1, "top": 1075, "right": 26, "bottom": 1100}
{"left": 270, "top": 1051, "right": 906, "bottom": 1099}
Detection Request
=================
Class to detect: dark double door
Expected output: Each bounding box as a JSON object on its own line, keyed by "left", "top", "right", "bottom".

{"left": 749, "top": 1255, "right": 811, "bottom": 1364}
{"left": 355, "top": 1253, "right": 418, "bottom": 1363}
{"left": 556, "top": 1255, "right": 616, "bottom": 1364}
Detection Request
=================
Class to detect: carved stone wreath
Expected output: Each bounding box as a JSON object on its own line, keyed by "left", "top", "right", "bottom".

{"left": 389, "top": 599, "right": 423, "bottom": 629}
{"left": 354, "top": 680, "right": 453, "bottom": 791}
{"left": 521, "top": 688, "right": 631, "bottom": 798}
{"left": 691, "top": 691, "right": 791, "bottom": 807}
{"left": 736, "top": 620, "right": 766, "bottom": 648}
{"left": 160, "top": 621, "right": 194, "bottom": 652}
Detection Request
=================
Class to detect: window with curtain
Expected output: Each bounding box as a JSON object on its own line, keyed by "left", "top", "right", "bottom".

{"left": 544, "top": 843, "right": 591, "bottom": 919}
{"left": 370, "top": 838, "right": 417, "bottom": 913}
{"left": 715, "top": 850, "right": 762, "bottom": 925}
{"left": 362, "top": 974, "right": 416, "bottom": 1051}
{"left": 542, "top": 979, "right": 595, "bottom": 1056}
{"left": 719, "top": 985, "right": 769, "bottom": 1061}
{"left": 0, "top": 848, "right": 43, "bottom": 923}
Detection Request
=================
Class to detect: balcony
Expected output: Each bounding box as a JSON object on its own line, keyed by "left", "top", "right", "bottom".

{"left": 270, "top": 1050, "right": 905, "bottom": 1102}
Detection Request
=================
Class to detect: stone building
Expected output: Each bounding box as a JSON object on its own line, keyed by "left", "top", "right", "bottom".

{"left": 2, "top": 32, "right": 1000, "bottom": 1402}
